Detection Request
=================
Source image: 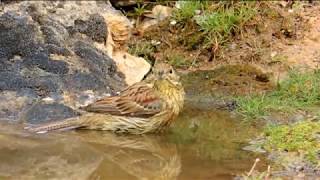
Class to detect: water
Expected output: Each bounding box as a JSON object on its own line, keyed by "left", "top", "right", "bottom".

{"left": 0, "top": 105, "right": 266, "bottom": 180}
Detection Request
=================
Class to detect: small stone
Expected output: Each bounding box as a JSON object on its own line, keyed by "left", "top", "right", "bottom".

{"left": 175, "top": 2, "right": 182, "bottom": 9}
{"left": 229, "top": 43, "right": 237, "bottom": 50}
{"left": 194, "top": 10, "right": 201, "bottom": 15}
{"left": 113, "top": 51, "right": 151, "bottom": 85}
{"left": 42, "top": 97, "right": 54, "bottom": 102}
{"left": 188, "top": 119, "right": 200, "bottom": 130}
{"left": 151, "top": 5, "right": 172, "bottom": 21}
{"left": 151, "top": 40, "right": 161, "bottom": 46}
{"left": 170, "top": 20, "right": 177, "bottom": 25}
{"left": 271, "top": 51, "right": 278, "bottom": 58}
{"left": 242, "top": 144, "right": 267, "bottom": 153}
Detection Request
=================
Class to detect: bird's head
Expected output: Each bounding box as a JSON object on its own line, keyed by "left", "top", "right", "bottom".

{"left": 151, "top": 63, "right": 181, "bottom": 87}
{"left": 152, "top": 62, "right": 184, "bottom": 113}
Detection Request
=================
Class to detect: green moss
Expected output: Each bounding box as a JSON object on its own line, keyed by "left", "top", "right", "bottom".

{"left": 183, "top": 31, "right": 206, "bottom": 50}
{"left": 237, "top": 70, "right": 320, "bottom": 119}
{"left": 270, "top": 54, "right": 288, "bottom": 64}
{"left": 264, "top": 121, "right": 320, "bottom": 163}
{"left": 165, "top": 53, "right": 193, "bottom": 69}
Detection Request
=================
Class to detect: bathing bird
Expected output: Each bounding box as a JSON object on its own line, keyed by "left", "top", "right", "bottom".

{"left": 27, "top": 63, "right": 185, "bottom": 134}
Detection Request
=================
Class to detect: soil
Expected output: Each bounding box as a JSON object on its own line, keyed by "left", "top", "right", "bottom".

{"left": 128, "top": 1, "right": 320, "bottom": 85}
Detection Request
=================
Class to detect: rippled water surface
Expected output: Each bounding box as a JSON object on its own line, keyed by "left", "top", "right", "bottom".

{"left": 0, "top": 104, "right": 267, "bottom": 180}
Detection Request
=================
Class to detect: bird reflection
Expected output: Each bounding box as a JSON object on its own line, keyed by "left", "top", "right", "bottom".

{"left": 0, "top": 122, "right": 181, "bottom": 179}
{"left": 73, "top": 131, "right": 181, "bottom": 180}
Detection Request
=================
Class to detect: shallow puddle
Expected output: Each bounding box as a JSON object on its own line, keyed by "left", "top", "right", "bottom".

{"left": 0, "top": 105, "right": 267, "bottom": 180}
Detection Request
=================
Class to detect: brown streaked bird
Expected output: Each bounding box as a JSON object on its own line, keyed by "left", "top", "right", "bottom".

{"left": 26, "top": 63, "right": 185, "bottom": 134}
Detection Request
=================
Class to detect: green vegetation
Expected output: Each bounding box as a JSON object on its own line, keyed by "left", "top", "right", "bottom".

{"left": 165, "top": 53, "right": 194, "bottom": 69}
{"left": 173, "top": 1, "right": 258, "bottom": 47}
{"left": 173, "top": 1, "right": 207, "bottom": 22}
{"left": 129, "top": 1, "right": 264, "bottom": 69}
{"left": 264, "top": 121, "right": 320, "bottom": 163}
{"left": 133, "top": 3, "right": 147, "bottom": 17}
{"left": 269, "top": 54, "right": 288, "bottom": 64}
{"left": 237, "top": 70, "right": 320, "bottom": 119}
{"left": 128, "top": 41, "right": 155, "bottom": 63}
{"left": 196, "top": 2, "right": 257, "bottom": 46}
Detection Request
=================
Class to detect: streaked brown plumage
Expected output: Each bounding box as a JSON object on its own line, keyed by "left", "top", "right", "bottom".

{"left": 26, "top": 63, "right": 185, "bottom": 134}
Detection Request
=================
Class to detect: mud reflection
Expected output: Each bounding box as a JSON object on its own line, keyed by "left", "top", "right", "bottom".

{"left": 0, "top": 123, "right": 103, "bottom": 180}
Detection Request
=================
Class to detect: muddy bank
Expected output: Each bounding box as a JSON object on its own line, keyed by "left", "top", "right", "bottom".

{"left": 181, "top": 65, "right": 274, "bottom": 110}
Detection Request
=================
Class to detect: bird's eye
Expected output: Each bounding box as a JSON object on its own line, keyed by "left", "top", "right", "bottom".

{"left": 169, "top": 69, "right": 173, "bottom": 74}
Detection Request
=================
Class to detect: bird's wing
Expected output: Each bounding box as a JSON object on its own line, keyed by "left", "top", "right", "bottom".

{"left": 83, "top": 82, "right": 163, "bottom": 118}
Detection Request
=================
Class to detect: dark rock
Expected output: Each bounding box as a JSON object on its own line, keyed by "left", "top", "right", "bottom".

{"left": 24, "top": 102, "right": 80, "bottom": 124}
{"left": 64, "top": 72, "right": 108, "bottom": 92}
{"left": 73, "top": 40, "right": 117, "bottom": 77}
{"left": 223, "top": 100, "right": 238, "bottom": 111}
{"left": 0, "top": 1, "right": 127, "bottom": 123}
{"left": 109, "top": 0, "right": 138, "bottom": 9}
{"left": 45, "top": 44, "right": 71, "bottom": 56}
{"left": 29, "top": 76, "right": 63, "bottom": 97}
{"left": 0, "top": 70, "right": 63, "bottom": 97}
{"left": 0, "top": 12, "right": 41, "bottom": 59}
{"left": 0, "top": 57, "right": 19, "bottom": 71}
{"left": 0, "top": 72, "right": 30, "bottom": 91}
{"left": 72, "top": 14, "right": 108, "bottom": 43}
{"left": 0, "top": 58, "right": 6, "bottom": 71}
{"left": 23, "top": 53, "right": 69, "bottom": 75}
{"left": 38, "top": 19, "right": 70, "bottom": 54}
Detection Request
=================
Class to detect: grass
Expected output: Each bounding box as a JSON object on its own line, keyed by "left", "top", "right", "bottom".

{"left": 128, "top": 41, "right": 155, "bottom": 64}
{"left": 173, "top": 1, "right": 207, "bottom": 22}
{"left": 173, "top": 1, "right": 258, "bottom": 48}
{"left": 236, "top": 70, "right": 320, "bottom": 120}
{"left": 195, "top": 2, "right": 257, "bottom": 46}
{"left": 264, "top": 121, "right": 320, "bottom": 163}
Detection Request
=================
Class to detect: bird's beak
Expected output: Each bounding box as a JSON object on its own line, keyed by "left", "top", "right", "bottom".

{"left": 157, "top": 72, "right": 164, "bottom": 80}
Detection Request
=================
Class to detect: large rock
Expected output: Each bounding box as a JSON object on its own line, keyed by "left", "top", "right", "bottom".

{"left": 0, "top": 1, "right": 150, "bottom": 123}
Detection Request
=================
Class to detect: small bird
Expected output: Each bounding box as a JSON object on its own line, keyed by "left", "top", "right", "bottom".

{"left": 27, "top": 63, "right": 185, "bottom": 134}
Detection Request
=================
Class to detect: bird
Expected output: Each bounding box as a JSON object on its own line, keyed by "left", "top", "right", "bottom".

{"left": 26, "top": 63, "right": 185, "bottom": 134}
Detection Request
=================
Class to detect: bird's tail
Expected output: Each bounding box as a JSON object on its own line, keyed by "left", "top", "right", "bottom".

{"left": 25, "top": 116, "right": 84, "bottom": 134}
